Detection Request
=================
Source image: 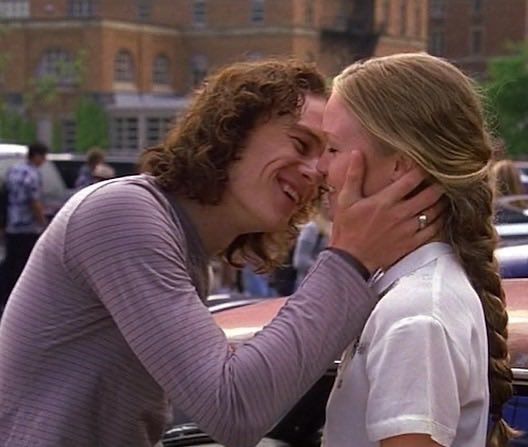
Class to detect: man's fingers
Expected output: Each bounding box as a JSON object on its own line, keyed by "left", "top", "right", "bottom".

{"left": 337, "top": 151, "right": 365, "bottom": 208}
{"left": 417, "top": 198, "right": 447, "bottom": 229}
{"left": 372, "top": 167, "right": 428, "bottom": 205}
{"left": 413, "top": 217, "right": 444, "bottom": 248}
{"left": 397, "top": 182, "right": 444, "bottom": 220}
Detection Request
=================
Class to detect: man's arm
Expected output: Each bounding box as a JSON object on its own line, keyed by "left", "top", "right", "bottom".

{"left": 30, "top": 199, "right": 47, "bottom": 227}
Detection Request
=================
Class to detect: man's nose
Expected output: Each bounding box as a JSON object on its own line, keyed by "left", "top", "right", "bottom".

{"left": 300, "top": 157, "right": 324, "bottom": 184}
{"left": 315, "top": 153, "right": 328, "bottom": 177}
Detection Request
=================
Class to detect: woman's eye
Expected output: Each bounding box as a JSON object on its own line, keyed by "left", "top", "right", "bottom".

{"left": 327, "top": 147, "right": 338, "bottom": 154}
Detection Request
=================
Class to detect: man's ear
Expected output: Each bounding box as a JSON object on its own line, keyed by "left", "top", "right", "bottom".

{"left": 390, "top": 154, "right": 416, "bottom": 182}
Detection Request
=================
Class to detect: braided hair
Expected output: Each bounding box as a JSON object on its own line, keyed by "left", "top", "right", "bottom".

{"left": 334, "top": 52, "right": 517, "bottom": 446}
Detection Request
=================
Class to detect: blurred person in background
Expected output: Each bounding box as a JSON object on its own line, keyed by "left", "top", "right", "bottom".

{"left": 0, "top": 59, "right": 443, "bottom": 447}
{"left": 0, "top": 142, "right": 48, "bottom": 313}
{"left": 293, "top": 201, "right": 331, "bottom": 288}
{"left": 320, "top": 53, "right": 517, "bottom": 447}
{"left": 492, "top": 159, "right": 528, "bottom": 223}
{"left": 74, "top": 146, "right": 106, "bottom": 188}
{"left": 92, "top": 162, "right": 116, "bottom": 183}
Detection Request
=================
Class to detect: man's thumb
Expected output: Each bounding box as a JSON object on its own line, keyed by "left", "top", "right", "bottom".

{"left": 337, "top": 150, "right": 365, "bottom": 208}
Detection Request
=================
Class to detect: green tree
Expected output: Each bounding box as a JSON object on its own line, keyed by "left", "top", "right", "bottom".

{"left": 0, "top": 105, "right": 36, "bottom": 143}
{"left": 486, "top": 44, "right": 528, "bottom": 158}
{"left": 74, "top": 96, "right": 109, "bottom": 152}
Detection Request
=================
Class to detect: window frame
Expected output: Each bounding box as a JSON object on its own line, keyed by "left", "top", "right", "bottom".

{"left": 114, "top": 49, "right": 136, "bottom": 84}
{"left": 250, "top": 0, "right": 265, "bottom": 25}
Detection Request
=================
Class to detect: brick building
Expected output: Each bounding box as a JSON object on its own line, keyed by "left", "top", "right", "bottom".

{"left": 0, "top": 0, "right": 376, "bottom": 153}
{"left": 374, "top": 0, "right": 528, "bottom": 77}
{"left": 0, "top": 0, "right": 526, "bottom": 153}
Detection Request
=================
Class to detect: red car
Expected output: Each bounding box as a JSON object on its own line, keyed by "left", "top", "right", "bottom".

{"left": 162, "top": 278, "right": 528, "bottom": 446}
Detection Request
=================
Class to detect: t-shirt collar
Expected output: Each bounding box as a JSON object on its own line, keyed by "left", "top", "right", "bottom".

{"left": 370, "top": 242, "right": 454, "bottom": 296}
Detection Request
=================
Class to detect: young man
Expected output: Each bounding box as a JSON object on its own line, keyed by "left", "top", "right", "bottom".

{"left": 0, "top": 142, "right": 48, "bottom": 310}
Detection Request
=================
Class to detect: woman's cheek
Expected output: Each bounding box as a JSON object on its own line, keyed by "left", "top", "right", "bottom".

{"left": 329, "top": 155, "right": 349, "bottom": 193}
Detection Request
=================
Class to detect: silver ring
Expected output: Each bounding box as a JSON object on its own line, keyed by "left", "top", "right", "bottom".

{"left": 417, "top": 213, "right": 428, "bottom": 231}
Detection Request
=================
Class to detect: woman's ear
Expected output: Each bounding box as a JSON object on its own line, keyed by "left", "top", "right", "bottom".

{"left": 390, "top": 154, "right": 416, "bottom": 182}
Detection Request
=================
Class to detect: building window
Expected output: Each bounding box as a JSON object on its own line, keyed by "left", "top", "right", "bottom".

{"left": 152, "top": 55, "right": 170, "bottom": 85}
{"left": 470, "top": 28, "right": 483, "bottom": 55}
{"left": 382, "top": 0, "right": 390, "bottom": 28}
{"left": 111, "top": 117, "right": 138, "bottom": 152}
{"left": 61, "top": 119, "right": 76, "bottom": 152}
{"left": 146, "top": 117, "right": 171, "bottom": 147}
{"left": 305, "top": 0, "right": 314, "bottom": 25}
{"left": 37, "top": 49, "right": 77, "bottom": 86}
{"left": 0, "top": 0, "right": 29, "bottom": 18}
{"left": 429, "top": 30, "right": 445, "bottom": 56}
{"left": 430, "top": 0, "right": 445, "bottom": 18}
{"left": 137, "top": 0, "right": 151, "bottom": 20}
{"left": 399, "top": 0, "right": 407, "bottom": 36}
{"left": 114, "top": 50, "right": 135, "bottom": 83}
{"left": 68, "top": 0, "right": 93, "bottom": 17}
{"left": 414, "top": 2, "right": 422, "bottom": 38}
{"left": 192, "top": 0, "right": 206, "bottom": 27}
{"left": 250, "top": 0, "right": 264, "bottom": 24}
{"left": 472, "top": 0, "right": 483, "bottom": 14}
{"left": 190, "top": 54, "right": 208, "bottom": 87}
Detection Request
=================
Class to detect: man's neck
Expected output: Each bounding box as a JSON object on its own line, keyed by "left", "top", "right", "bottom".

{"left": 173, "top": 194, "right": 242, "bottom": 256}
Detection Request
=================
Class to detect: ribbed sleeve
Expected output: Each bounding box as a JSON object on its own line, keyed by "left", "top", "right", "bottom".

{"left": 0, "top": 175, "right": 377, "bottom": 447}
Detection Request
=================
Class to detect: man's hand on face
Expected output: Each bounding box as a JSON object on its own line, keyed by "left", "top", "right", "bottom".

{"left": 329, "top": 151, "right": 445, "bottom": 273}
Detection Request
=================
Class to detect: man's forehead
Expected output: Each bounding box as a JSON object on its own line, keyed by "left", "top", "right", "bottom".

{"left": 293, "top": 122, "right": 327, "bottom": 147}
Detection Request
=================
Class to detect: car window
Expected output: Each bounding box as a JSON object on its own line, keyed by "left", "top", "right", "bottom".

{"left": 41, "top": 161, "right": 69, "bottom": 200}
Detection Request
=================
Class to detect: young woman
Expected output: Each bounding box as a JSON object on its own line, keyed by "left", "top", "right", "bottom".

{"left": 319, "top": 53, "right": 516, "bottom": 447}
{"left": 0, "top": 59, "right": 442, "bottom": 447}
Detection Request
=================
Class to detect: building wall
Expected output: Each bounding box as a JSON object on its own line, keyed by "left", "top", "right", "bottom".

{"left": 374, "top": 0, "right": 428, "bottom": 56}
{"left": 2, "top": 0, "right": 527, "bottom": 151}
{"left": 374, "top": 0, "right": 528, "bottom": 77}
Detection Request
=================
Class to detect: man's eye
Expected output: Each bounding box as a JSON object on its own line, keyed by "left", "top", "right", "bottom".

{"left": 292, "top": 137, "right": 309, "bottom": 154}
{"left": 327, "top": 147, "right": 338, "bottom": 154}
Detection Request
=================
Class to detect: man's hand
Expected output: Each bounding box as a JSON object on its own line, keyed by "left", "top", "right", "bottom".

{"left": 330, "top": 151, "right": 444, "bottom": 273}
{"left": 30, "top": 199, "right": 48, "bottom": 228}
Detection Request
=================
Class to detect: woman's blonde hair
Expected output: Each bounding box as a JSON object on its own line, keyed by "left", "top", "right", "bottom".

{"left": 334, "top": 52, "right": 516, "bottom": 446}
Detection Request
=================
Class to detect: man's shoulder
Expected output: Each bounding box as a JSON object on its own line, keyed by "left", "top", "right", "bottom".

{"left": 8, "top": 161, "right": 36, "bottom": 176}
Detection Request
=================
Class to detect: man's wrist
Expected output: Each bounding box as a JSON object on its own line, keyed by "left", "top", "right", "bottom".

{"left": 324, "top": 247, "right": 371, "bottom": 281}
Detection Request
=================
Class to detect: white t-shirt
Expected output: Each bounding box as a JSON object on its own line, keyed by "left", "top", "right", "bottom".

{"left": 323, "top": 242, "right": 489, "bottom": 447}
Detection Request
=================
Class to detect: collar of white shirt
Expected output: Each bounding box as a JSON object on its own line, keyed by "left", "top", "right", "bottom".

{"left": 371, "top": 242, "right": 454, "bottom": 296}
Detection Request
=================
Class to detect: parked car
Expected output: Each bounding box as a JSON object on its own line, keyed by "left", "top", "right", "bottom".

{"left": 497, "top": 244, "right": 528, "bottom": 278}
{"left": 162, "top": 277, "right": 528, "bottom": 446}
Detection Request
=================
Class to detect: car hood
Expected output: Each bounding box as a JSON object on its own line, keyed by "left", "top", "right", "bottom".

{"left": 214, "top": 278, "right": 528, "bottom": 369}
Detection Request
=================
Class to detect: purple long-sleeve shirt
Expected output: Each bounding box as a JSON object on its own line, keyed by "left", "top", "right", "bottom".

{"left": 0, "top": 175, "right": 376, "bottom": 447}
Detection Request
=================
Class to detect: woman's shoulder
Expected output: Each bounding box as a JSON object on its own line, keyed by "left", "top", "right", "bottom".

{"left": 367, "top": 261, "right": 481, "bottom": 338}
{"left": 370, "top": 274, "right": 435, "bottom": 325}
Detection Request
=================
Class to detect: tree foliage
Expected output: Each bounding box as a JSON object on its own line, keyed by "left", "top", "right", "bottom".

{"left": 74, "top": 96, "right": 108, "bottom": 152}
{"left": 486, "top": 45, "right": 528, "bottom": 158}
{"left": 0, "top": 105, "right": 36, "bottom": 143}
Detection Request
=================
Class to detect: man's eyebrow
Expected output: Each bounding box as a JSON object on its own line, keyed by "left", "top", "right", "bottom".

{"left": 293, "top": 123, "right": 327, "bottom": 146}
